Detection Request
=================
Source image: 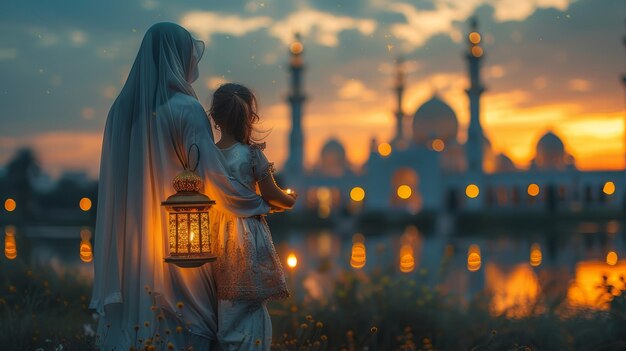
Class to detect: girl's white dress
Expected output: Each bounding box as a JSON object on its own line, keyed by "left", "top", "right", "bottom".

{"left": 212, "top": 141, "right": 289, "bottom": 350}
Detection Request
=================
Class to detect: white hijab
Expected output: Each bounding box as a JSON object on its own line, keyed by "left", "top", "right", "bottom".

{"left": 90, "top": 22, "right": 269, "bottom": 348}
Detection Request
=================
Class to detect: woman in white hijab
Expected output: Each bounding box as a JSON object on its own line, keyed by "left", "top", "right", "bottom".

{"left": 89, "top": 22, "right": 269, "bottom": 350}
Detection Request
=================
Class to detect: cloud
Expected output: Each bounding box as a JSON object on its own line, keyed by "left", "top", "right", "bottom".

{"left": 568, "top": 78, "right": 591, "bottom": 92}
{"left": 490, "top": 0, "right": 571, "bottom": 21}
{"left": 336, "top": 78, "right": 377, "bottom": 101}
{"left": 180, "top": 11, "right": 273, "bottom": 44}
{"left": 268, "top": 8, "right": 377, "bottom": 47}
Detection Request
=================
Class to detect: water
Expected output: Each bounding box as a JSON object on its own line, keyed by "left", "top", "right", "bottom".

{"left": 3, "top": 219, "right": 625, "bottom": 315}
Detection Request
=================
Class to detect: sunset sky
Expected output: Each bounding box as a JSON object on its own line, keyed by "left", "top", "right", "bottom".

{"left": 0, "top": 0, "right": 624, "bottom": 178}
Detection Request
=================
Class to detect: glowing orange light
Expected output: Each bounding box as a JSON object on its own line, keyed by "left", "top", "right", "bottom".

{"left": 527, "top": 184, "right": 540, "bottom": 197}
{"left": 467, "top": 244, "right": 481, "bottom": 272}
{"left": 567, "top": 260, "right": 626, "bottom": 309}
{"left": 4, "top": 198, "right": 16, "bottom": 212}
{"left": 290, "top": 41, "right": 303, "bottom": 54}
{"left": 79, "top": 228, "right": 93, "bottom": 263}
{"left": 603, "top": 181, "right": 615, "bottom": 195}
{"left": 465, "top": 184, "right": 480, "bottom": 198}
{"left": 79, "top": 197, "right": 92, "bottom": 211}
{"left": 350, "top": 242, "right": 366, "bottom": 269}
{"left": 471, "top": 46, "right": 483, "bottom": 58}
{"left": 431, "top": 139, "right": 445, "bottom": 152}
{"left": 378, "top": 142, "right": 392, "bottom": 157}
{"left": 468, "top": 32, "right": 481, "bottom": 44}
{"left": 399, "top": 244, "right": 415, "bottom": 273}
{"left": 286, "top": 253, "right": 298, "bottom": 268}
{"left": 4, "top": 226, "right": 16, "bottom": 260}
{"left": 350, "top": 187, "right": 365, "bottom": 202}
{"left": 530, "top": 243, "right": 542, "bottom": 267}
{"left": 606, "top": 251, "right": 618, "bottom": 266}
{"left": 397, "top": 185, "right": 412, "bottom": 199}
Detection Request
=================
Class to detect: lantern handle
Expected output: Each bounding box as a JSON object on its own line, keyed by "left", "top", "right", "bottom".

{"left": 188, "top": 143, "right": 200, "bottom": 172}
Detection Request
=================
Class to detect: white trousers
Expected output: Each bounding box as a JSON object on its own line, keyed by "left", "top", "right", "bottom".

{"left": 217, "top": 300, "right": 272, "bottom": 351}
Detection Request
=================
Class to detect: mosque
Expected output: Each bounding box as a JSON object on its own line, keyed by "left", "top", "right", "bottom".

{"left": 279, "top": 20, "right": 625, "bottom": 215}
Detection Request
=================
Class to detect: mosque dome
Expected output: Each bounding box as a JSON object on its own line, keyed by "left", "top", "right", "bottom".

{"left": 412, "top": 94, "right": 458, "bottom": 145}
{"left": 532, "top": 130, "right": 572, "bottom": 170}
{"left": 536, "top": 131, "right": 565, "bottom": 156}
{"left": 319, "top": 138, "right": 348, "bottom": 177}
{"left": 494, "top": 153, "right": 516, "bottom": 172}
{"left": 321, "top": 138, "right": 346, "bottom": 160}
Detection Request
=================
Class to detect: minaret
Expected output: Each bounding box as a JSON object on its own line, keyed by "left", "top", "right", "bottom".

{"left": 391, "top": 57, "right": 405, "bottom": 148}
{"left": 465, "top": 18, "right": 486, "bottom": 174}
{"left": 284, "top": 33, "right": 306, "bottom": 177}
{"left": 622, "top": 20, "right": 626, "bottom": 170}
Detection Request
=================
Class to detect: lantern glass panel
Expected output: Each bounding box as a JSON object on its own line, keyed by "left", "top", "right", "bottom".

{"left": 201, "top": 212, "right": 210, "bottom": 253}
{"left": 168, "top": 213, "right": 177, "bottom": 253}
{"left": 177, "top": 213, "right": 189, "bottom": 254}
{"left": 190, "top": 212, "right": 200, "bottom": 253}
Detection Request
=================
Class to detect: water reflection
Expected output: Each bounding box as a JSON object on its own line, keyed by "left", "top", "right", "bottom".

{"left": 2, "top": 220, "right": 625, "bottom": 315}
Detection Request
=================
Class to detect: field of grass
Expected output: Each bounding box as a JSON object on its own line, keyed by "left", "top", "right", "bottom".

{"left": 2, "top": 258, "right": 626, "bottom": 351}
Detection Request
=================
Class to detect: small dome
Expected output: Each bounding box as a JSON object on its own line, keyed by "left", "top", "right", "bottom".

{"left": 536, "top": 131, "right": 564, "bottom": 155}
{"left": 494, "top": 153, "right": 516, "bottom": 172}
{"left": 412, "top": 94, "right": 458, "bottom": 145}
{"left": 321, "top": 138, "right": 346, "bottom": 159}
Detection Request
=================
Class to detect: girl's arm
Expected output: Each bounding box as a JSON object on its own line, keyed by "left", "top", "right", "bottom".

{"left": 257, "top": 174, "right": 297, "bottom": 210}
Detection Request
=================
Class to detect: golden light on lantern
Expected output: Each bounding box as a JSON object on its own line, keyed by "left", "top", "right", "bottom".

{"left": 465, "top": 184, "right": 480, "bottom": 198}
{"left": 4, "top": 198, "right": 16, "bottom": 212}
{"left": 468, "top": 32, "right": 481, "bottom": 44}
{"left": 606, "top": 251, "right": 618, "bottom": 266}
{"left": 530, "top": 243, "right": 542, "bottom": 267}
{"left": 79, "top": 228, "right": 93, "bottom": 263}
{"left": 162, "top": 147, "right": 216, "bottom": 268}
{"left": 399, "top": 244, "right": 415, "bottom": 273}
{"left": 350, "top": 187, "right": 365, "bottom": 202}
{"left": 378, "top": 142, "right": 392, "bottom": 157}
{"left": 286, "top": 253, "right": 298, "bottom": 269}
{"left": 79, "top": 197, "right": 92, "bottom": 211}
{"left": 4, "top": 226, "right": 17, "bottom": 260}
{"left": 527, "top": 183, "right": 540, "bottom": 197}
{"left": 467, "top": 244, "right": 481, "bottom": 272}
{"left": 603, "top": 181, "right": 616, "bottom": 196}
{"left": 431, "top": 139, "right": 445, "bottom": 152}
{"left": 350, "top": 233, "right": 366, "bottom": 269}
{"left": 397, "top": 184, "right": 412, "bottom": 199}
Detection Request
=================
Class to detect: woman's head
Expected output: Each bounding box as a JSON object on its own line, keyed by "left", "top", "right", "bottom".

{"left": 209, "top": 83, "right": 260, "bottom": 145}
{"left": 145, "top": 22, "right": 205, "bottom": 84}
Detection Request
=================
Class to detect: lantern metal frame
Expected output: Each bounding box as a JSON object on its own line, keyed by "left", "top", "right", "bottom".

{"left": 161, "top": 144, "right": 217, "bottom": 268}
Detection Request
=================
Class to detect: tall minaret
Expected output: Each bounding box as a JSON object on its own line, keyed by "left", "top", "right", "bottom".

{"left": 390, "top": 57, "right": 406, "bottom": 148}
{"left": 284, "top": 33, "right": 306, "bottom": 177}
{"left": 465, "top": 18, "right": 486, "bottom": 174}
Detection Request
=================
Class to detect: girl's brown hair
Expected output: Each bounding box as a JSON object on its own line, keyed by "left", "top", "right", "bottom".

{"left": 209, "top": 83, "right": 260, "bottom": 145}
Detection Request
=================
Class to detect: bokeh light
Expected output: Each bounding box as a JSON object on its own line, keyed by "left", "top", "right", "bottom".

{"left": 603, "top": 181, "right": 615, "bottom": 195}
{"left": 350, "top": 187, "right": 365, "bottom": 202}
{"left": 287, "top": 253, "right": 298, "bottom": 268}
{"left": 4, "top": 198, "right": 16, "bottom": 212}
{"left": 606, "top": 251, "right": 618, "bottom": 266}
{"left": 467, "top": 244, "right": 481, "bottom": 272}
{"left": 469, "top": 32, "right": 481, "bottom": 44}
{"left": 527, "top": 184, "right": 540, "bottom": 197}
{"left": 79, "top": 197, "right": 92, "bottom": 211}
{"left": 431, "top": 139, "right": 445, "bottom": 152}
{"left": 397, "top": 185, "right": 412, "bottom": 199}
{"left": 378, "top": 142, "right": 392, "bottom": 157}
{"left": 530, "top": 243, "right": 542, "bottom": 267}
{"left": 465, "top": 184, "right": 480, "bottom": 198}
{"left": 471, "top": 46, "right": 483, "bottom": 57}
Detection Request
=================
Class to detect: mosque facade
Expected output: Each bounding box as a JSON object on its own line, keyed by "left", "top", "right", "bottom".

{"left": 280, "top": 20, "right": 625, "bottom": 215}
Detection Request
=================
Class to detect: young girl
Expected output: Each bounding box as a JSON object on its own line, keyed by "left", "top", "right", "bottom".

{"left": 208, "top": 83, "right": 296, "bottom": 350}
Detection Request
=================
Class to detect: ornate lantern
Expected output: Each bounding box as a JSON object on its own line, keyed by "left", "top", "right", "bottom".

{"left": 162, "top": 148, "right": 216, "bottom": 268}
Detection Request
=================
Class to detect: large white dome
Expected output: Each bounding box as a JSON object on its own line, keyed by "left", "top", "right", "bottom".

{"left": 412, "top": 94, "right": 458, "bottom": 145}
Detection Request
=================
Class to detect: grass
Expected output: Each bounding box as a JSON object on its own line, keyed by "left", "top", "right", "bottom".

{"left": 2, "top": 257, "right": 626, "bottom": 351}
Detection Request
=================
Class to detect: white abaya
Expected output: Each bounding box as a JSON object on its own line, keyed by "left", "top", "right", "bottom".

{"left": 89, "top": 23, "right": 269, "bottom": 351}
